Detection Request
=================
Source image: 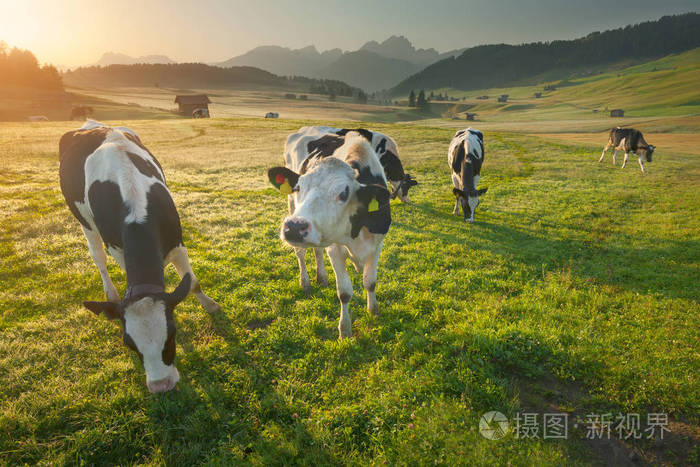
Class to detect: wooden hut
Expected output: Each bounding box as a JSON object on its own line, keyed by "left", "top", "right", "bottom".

{"left": 174, "top": 94, "right": 211, "bottom": 117}
{"left": 466, "top": 113, "right": 476, "bottom": 121}
{"left": 497, "top": 94, "right": 508, "bottom": 103}
{"left": 610, "top": 109, "right": 625, "bottom": 117}
{"left": 534, "top": 92, "right": 542, "bottom": 98}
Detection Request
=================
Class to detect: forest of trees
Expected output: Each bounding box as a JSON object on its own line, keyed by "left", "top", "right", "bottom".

{"left": 63, "top": 62, "right": 364, "bottom": 96}
{"left": 307, "top": 79, "right": 360, "bottom": 98}
{"left": 0, "top": 42, "right": 62, "bottom": 90}
{"left": 392, "top": 13, "right": 700, "bottom": 95}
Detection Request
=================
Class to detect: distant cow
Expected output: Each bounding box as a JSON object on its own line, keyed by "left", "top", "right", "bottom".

{"left": 598, "top": 127, "right": 655, "bottom": 172}
{"left": 448, "top": 128, "right": 488, "bottom": 222}
{"left": 284, "top": 126, "right": 417, "bottom": 203}
{"left": 265, "top": 112, "right": 279, "bottom": 118}
{"left": 70, "top": 106, "right": 93, "bottom": 120}
{"left": 268, "top": 132, "right": 392, "bottom": 338}
{"left": 192, "top": 108, "right": 209, "bottom": 118}
{"left": 28, "top": 115, "right": 49, "bottom": 122}
{"left": 59, "top": 119, "right": 219, "bottom": 393}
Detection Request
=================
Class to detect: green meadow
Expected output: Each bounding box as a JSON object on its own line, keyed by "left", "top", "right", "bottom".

{"left": 0, "top": 118, "right": 698, "bottom": 465}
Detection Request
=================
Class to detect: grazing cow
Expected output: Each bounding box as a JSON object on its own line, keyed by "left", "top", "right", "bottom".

{"left": 598, "top": 127, "right": 655, "bottom": 172}
{"left": 265, "top": 112, "right": 279, "bottom": 118}
{"left": 268, "top": 132, "right": 392, "bottom": 338}
{"left": 284, "top": 126, "right": 417, "bottom": 203}
{"left": 448, "top": 128, "right": 488, "bottom": 222}
{"left": 59, "top": 119, "right": 219, "bottom": 393}
{"left": 70, "top": 106, "right": 93, "bottom": 120}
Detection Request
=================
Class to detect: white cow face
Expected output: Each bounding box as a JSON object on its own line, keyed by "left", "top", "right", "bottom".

{"left": 453, "top": 187, "right": 488, "bottom": 222}
{"left": 644, "top": 145, "right": 655, "bottom": 162}
{"left": 83, "top": 274, "right": 191, "bottom": 393}
{"left": 268, "top": 159, "right": 391, "bottom": 247}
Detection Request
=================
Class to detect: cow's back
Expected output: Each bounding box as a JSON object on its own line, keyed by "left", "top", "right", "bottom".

{"left": 59, "top": 126, "right": 179, "bottom": 255}
{"left": 449, "top": 128, "right": 484, "bottom": 175}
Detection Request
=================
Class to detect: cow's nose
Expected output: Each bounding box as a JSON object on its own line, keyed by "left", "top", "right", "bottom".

{"left": 283, "top": 219, "right": 310, "bottom": 243}
{"left": 147, "top": 377, "right": 176, "bottom": 393}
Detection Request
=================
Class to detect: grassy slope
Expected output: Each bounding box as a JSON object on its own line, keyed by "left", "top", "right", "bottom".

{"left": 399, "top": 48, "right": 700, "bottom": 127}
{"left": 0, "top": 119, "right": 698, "bottom": 465}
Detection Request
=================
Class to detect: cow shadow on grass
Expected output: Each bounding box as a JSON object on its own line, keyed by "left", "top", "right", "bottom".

{"left": 400, "top": 201, "right": 699, "bottom": 302}
{"left": 138, "top": 309, "right": 340, "bottom": 466}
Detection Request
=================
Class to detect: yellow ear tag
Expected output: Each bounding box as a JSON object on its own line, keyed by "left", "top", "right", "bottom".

{"left": 279, "top": 180, "right": 292, "bottom": 195}
{"left": 368, "top": 197, "right": 379, "bottom": 212}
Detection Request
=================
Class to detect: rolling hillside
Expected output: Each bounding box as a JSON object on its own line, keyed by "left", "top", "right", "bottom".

{"left": 391, "top": 13, "right": 700, "bottom": 96}
{"left": 432, "top": 48, "right": 700, "bottom": 122}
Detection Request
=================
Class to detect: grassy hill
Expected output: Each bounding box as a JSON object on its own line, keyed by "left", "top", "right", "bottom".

{"left": 382, "top": 48, "right": 700, "bottom": 129}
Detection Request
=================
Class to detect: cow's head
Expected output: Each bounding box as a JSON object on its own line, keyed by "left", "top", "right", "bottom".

{"left": 268, "top": 158, "right": 391, "bottom": 247}
{"left": 645, "top": 145, "right": 655, "bottom": 162}
{"left": 83, "top": 274, "right": 191, "bottom": 393}
{"left": 390, "top": 173, "right": 418, "bottom": 203}
{"left": 453, "top": 187, "right": 488, "bottom": 222}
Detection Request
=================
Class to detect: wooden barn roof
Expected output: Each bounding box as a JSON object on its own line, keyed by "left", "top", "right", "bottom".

{"left": 174, "top": 94, "right": 211, "bottom": 104}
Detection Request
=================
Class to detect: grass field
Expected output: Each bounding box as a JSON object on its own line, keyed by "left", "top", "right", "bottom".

{"left": 0, "top": 117, "right": 698, "bottom": 465}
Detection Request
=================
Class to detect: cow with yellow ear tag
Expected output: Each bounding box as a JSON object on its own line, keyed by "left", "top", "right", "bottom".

{"left": 267, "top": 132, "right": 392, "bottom": 338}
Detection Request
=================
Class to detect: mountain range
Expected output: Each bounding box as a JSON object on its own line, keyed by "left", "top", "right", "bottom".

{"left": 93, "top": 52, "right": 175, "bottom": 67}
{"left": 216, "top": 36, "right": 464, "bottom": 91}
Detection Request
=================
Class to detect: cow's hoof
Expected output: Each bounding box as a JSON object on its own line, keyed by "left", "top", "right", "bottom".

{"left": 303, "top": 285, "right": 312, "bottom": 297}
{"left": 204, "top": 301, "right": 221, "bottom": 313}
{"left": 338, "top": 324, "right": 353, "bottom": 338}
{"left": 316, "top": 274, "right": 328, "bottom": 287}
{"left": 368, "top": 303, "right": 379, "bottom": 316}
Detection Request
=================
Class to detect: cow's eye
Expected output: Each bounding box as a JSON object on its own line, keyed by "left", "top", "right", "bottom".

{"left": 338, "top": 186, "right": 349, "bottom": 202}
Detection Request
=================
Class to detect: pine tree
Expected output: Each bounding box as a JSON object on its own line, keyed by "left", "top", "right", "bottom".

{"left": 409, "top": 90, "right": 416, "bottom": 107}
{"left": 417, "top": 90, "right": 427, "bottom": 109}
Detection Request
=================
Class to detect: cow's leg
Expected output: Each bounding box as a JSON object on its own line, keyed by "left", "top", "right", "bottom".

{"left": 327, "top": 244, "right": 353, "bottom": 338}
{"left": 612, "top": 149, "right": 618, "bottom": 166}
{"left": 622, "top": 152, "right": 629, "bottom": 169}
{"left": 598, "top": 144, "right": 610, "bottom": 162}
{"left": 638, "top": 156, "right": 646, "bottom": 173}
{"left": 166, "top": 245, "right": 220, "bottom": 312}
{"left": 451, "top": 173, "right": 461, "bottom": 215}
{"left": 362, "top": 251, "right": 380, "bottom": 315}
{"left": 313, "top": 247, "right": 328, "bottom": 286}
{"left": 82, "top": 226, "right": 120, "bottom": 303}
{"left": 295, "top": 247, "right": 312, "bottom": 296}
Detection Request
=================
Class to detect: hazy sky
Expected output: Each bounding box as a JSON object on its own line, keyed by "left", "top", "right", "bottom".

{"left": 1, "top": 0, "right": 696, "bottom": 66}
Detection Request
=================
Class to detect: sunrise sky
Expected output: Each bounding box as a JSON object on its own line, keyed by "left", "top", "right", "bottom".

{"left": 1, "top": 0, "right": 696, "bottom": 67}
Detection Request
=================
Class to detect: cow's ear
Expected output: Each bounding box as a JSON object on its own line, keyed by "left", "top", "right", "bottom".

{"left": 268, "top": 167, "right": 299, "bottom": 195}
{"left": 166, "top": 273, "right": 191, "bottom": 307}
{"left": 352, "top": 184, "right": 392, "bottom": 237}
{"left": 83, "top": 301, "right": 122, "bottom": 320}
{"left": 453, "top": 187, "right": 465, "bottom": 198}
{"left": 477, "top": 187, "right": 488, "bottom": 196}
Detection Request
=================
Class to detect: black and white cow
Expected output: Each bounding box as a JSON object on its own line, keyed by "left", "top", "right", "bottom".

{"left": 268, "top": 132, "right": 392, "bottom": 338}
{"left": 598, "top": 127, "right": 655, "bottom": 172}
{"left": 284, "top": 126, "right": 417, "bottom": 203}
{"left": 448, "top": 128, "right": 488, "bottom": 222}
{"left": 59, "top": 119, "right": 219, "bottom": 393}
